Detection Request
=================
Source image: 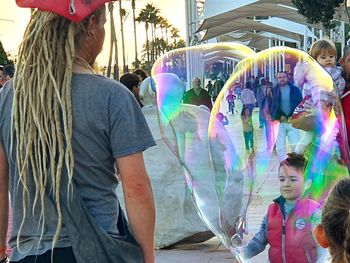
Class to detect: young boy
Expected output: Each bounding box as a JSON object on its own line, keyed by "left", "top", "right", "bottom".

{"left": 235, "top": 153, "right": 327, "bottom": 263}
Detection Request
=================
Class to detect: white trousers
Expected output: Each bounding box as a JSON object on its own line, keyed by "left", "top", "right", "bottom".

{"left": 275, "top": 122, "right": 300, "bottom": 162}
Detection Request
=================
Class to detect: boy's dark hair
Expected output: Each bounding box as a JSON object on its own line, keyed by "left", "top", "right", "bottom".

{"left": 4, "top": 64, "right": 14, "bottom": 78}
{"left": 132, "top": 68, "right": 148, "bottom": 81}
{"left": 279, "top": 152, "right": 307, "bottom": 172}
{"left": 120, "top": 73, "right": 140, "bottom": 92}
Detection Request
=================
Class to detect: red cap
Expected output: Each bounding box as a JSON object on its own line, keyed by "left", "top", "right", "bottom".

{"left": 16, "top": 0, "right": 114, "bottom": 22}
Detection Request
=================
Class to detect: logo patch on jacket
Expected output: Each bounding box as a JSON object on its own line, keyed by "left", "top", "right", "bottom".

{"left": 295, "top": 218, "right": 306, "bottom": 230}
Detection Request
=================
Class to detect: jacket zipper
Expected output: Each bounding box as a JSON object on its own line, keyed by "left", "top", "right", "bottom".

{"left": 282, "top": 217, "right": 287, "bottom": 263}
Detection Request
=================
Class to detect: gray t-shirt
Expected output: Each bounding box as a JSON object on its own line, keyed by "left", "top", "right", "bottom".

{"left": 0, "top": 74, "right": 156, "bottom": 261}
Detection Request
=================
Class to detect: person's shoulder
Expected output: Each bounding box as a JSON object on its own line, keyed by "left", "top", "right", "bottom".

{"left": 73, "top": 73, "right": 130, "bottom": 94}
{"left": 0, "top": 78, "right": 13, "bottom": 97}
{"left": 201, "top": 88, "right": 210, "bottom": 95}
{"left": 298, "top": 198, "right": 320, "bottom": 210}
{"left": 304, "top": 198, "right": 320, "bottom": 207}
{"left": 289, "top": 83, "right": 301, "bottom": 91}
{"left": 266, "top": 201, "right": 279, "bottom": 215}
{"left": 92, "top": 74, "right": 125, "bottom": 89}
{"left": 185, "top": 88, "right": 196, "bottom": 95}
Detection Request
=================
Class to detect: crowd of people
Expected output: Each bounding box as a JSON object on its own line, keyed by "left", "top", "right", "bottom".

{"left": 2, "top": 1, "right": 350, "bottom": 263}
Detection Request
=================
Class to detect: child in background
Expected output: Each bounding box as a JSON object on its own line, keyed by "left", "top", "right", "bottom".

{"left": 292, "top": 39, "right": 345, "bottom": 153}
{"left": 120, "top": 72, "right": 143, "bottom": 108}
{"left": 235, "top": 153, "right": 327, "bottom": 263}
{"left": 235, "top": 84, "right": 242, "bottom": 99}
{"left": 226, "top": 89, "right": 236, "bottom": 114}
{"left": 216, "top": 112, "right": 229, "bottom": 126}
{"left": 295, "top": 39, "right": 345, "bottom": 99}
{"left": 241, "top": 107, "right": 254, "bottom": 152}
{"left": 314, "top": 178, "right": 350, "bottom": 263}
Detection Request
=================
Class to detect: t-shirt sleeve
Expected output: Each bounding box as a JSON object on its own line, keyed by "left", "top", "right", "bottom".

{"left": 108, "top": 88, "right": 156, "bottom": 158}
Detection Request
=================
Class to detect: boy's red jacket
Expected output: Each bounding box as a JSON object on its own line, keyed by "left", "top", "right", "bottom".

{"left": 267, "top": 198, "right": 319, "bottom": 263}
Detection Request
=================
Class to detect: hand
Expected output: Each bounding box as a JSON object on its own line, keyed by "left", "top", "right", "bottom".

{"left": 302, "top": 99, "right": 318, "bottom": 117}
{"left": 302, "top": 98, "right": 315, "bottom": 111}
{"left": 305, "top": 108, "right": 318, "bottom": 117}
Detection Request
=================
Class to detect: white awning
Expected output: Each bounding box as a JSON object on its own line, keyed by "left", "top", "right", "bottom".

{"left": 201, "top": 17, "right": 315, "bottom": 42}
{"left": 198, "top": 0, "right": 321, "bottom": 42}
{"left": 217, "top": 31, "right": 301, "bottom": 51}
{"left": 198, "top": 0, "right": 320, "bottom": 31}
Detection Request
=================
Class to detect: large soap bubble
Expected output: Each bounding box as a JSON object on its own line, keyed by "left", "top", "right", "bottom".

{"left": 209, "top": 46, "right": 349, "bottom": 261}
{"left": 152, "top": 43, "right": 255, "bottom": 249}
{"left": 152, "top": 44, "right": 350, "bottom": 262}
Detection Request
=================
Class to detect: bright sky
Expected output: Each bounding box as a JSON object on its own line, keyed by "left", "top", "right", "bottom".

{"left": 0, "top": 0, "right": 186, "bottom": 67}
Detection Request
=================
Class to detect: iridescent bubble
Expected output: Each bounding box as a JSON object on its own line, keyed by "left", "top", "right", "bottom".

{"left": 153, "top": 43, "right": 349, "bottom": 262}
{"left": 152, "top": 43, "right": 255, "bottom": 250}
{"left": 209, "top": 46, "right": 349, "bottom": 261}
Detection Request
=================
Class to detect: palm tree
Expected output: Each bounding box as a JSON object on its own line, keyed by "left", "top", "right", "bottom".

{"left": 162, "top": 18, "right": 172, "bottom": 47}
{"left": 159, "top": 17, "right": 170, "bottom": 42}
{"left": 170, "top": 27, "right": 180, "bottom": 46}
{"left": 145, "top": 4, "right": 160, "bottom": 64}
{"left": 131, "top": 0, "right": 138, "bottom": 68}
{"left": 136, "top": 9, "right": 150, "bottom": 67}
{"left": 119, "top": 1, "right": 127, "bottom": 73}
{"left": 154, "top": 37, "right": 167, "bottom": 57}
{"left": 107, "top": 2, "right": 119, "bottom": 79}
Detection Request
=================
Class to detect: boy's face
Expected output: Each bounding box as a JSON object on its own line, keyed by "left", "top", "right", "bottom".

{"left": 279, "top": 165, "right": 304, "bottom": 201}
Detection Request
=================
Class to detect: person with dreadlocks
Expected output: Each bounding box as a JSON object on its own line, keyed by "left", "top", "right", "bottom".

{"left": 0, "top": 1, "right": 156, "bottom": 263}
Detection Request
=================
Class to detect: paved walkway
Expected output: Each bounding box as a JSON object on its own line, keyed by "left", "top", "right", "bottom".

{"left": 155, "top": 101, "right": 280, "bottom": 262}
{"left": 155, "top": 237, "right": 269, "bottom": 262}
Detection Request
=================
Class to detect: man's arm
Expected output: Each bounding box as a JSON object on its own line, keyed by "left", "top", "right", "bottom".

{"left": 116, "top": 152, "right": 155, "bottom": 263}
{"left": 0, "top": 143, "right": 9, "bottom": 261}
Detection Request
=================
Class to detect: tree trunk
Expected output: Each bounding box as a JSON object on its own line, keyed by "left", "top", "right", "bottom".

{"left": 107, "top": 3, "right": 114, "bottom": 78}
{"left": 146, "top": 23, "right": 150, "bottom": 68}
{"left": 151, "top": 24, "right": 155, "bottom": 64}
{"left": 119, "top": 0, "right": 127, "bottom": 73}
{"left": 132, "top": 0, "right": 138, "bottom": 68}
{"left": 113, "top": 19, "right": 119, "bottom": 80}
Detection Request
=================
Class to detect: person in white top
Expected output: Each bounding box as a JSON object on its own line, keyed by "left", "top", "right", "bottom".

{"left": 240, "top": 82, "right": 256, "bottom": 115}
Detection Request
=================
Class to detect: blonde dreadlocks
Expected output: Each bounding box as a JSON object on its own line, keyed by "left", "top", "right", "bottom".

{"left": 12, "top": 5, "right": 105, "bottom": 250}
